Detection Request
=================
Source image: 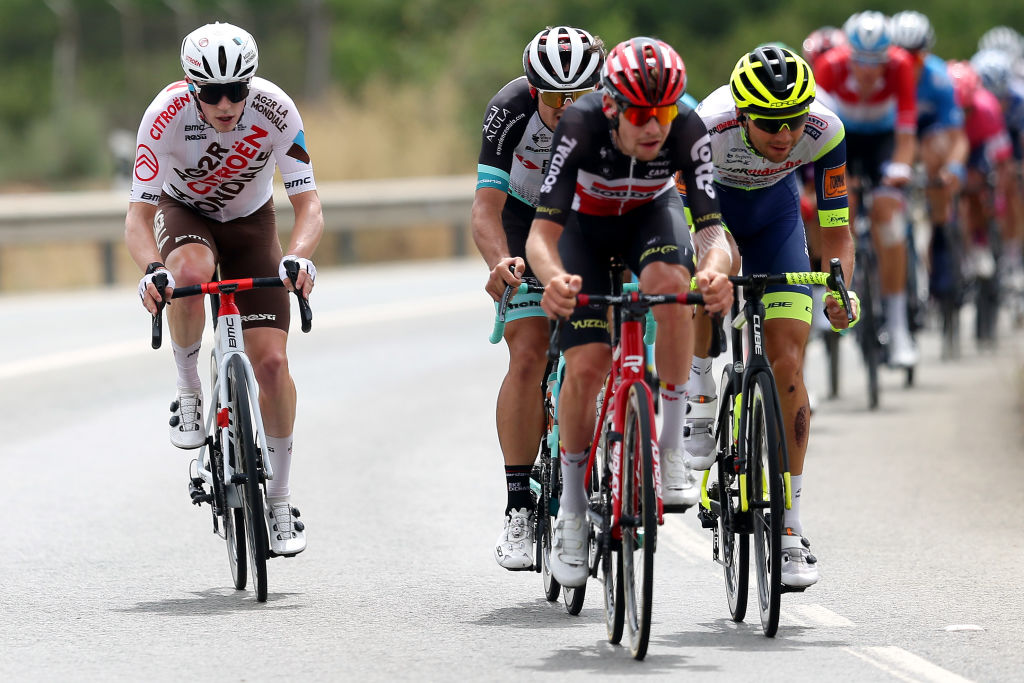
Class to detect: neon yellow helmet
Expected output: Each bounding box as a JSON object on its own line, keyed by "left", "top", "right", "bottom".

{"left": 730, "top": 45, "right": 815, "bottom": 117}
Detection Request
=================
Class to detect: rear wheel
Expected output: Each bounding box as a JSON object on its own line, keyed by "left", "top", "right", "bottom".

{"left": 228, "top": 355, "right": 269, "bottom": 603}
{"left": 620, "top": 384, "right": 656, "bottom": 660}
{"left": 748, "top": 374, "right": 784, "bottom": 637}
{"left": 539, "top": 455, "right": 560, "bottom": 602}
{"left": 597, "top": 420, "right": 624, "bottom": 644}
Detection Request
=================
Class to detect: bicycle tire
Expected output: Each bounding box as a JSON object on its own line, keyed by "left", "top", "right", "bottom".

{"left": 228, "top": 354, "right": 269, "bottom": 603}
{"left": 747, "top": 373, "right": 784, "bottom": 637}
{"left": 856, "top": 247, "right": 881, "bottom": 410}
{"left": 620, "top": 383, "right": 656, "bottom": 660}
{"left": 716, "top": 370, "right": 749, "bottom": 622}
{"left": 540, "top": 454, "right": 557, "bottom": 602}
{"left": 597, "top": 422, "right": 624, "bottom": 644}
{"left": 562, "top": 454, "right": 589, "bottom": 614}
{"left": 211, "top": 421, "right": 247, "bottom": 591}
{"left": 824, "top": 331, "right": 841, "bottom": 400}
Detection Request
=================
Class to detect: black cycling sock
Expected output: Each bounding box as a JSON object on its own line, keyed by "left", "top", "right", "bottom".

{"left": 505, "top": 465, "right": 534, "bottom": 514}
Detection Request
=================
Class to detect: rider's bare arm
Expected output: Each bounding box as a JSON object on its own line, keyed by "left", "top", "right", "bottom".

{"left": 471, "top": 187, "right": 522, "bottom": 299}
{"left": 282, "top": 189, "right": 324, "bottom": 295}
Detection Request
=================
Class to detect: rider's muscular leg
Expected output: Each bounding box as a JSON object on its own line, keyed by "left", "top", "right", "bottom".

{"left": 559, "top": 343, "right": 611, "bottom": 453}
{"left": 639, "top": 262, "right": 693, "bottom": 387}
{"left": 872, "top": 194, "right": 908, "bottom": 296}
{"left": 497, "top": 317, "right": 549, "bottom": 467}
{"left": 764, "top": 319, "right": 811, "bottom": 475}
{"left": 166, "top": 243, "right": 216, "bottom": 346}
{"left": 245, "top": 327, "right": 296, "bottom": 439}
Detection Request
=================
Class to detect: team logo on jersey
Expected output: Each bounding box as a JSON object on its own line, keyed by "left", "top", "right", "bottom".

{"left": 286, "top": 130, "right": 310, "bottom": 164}
{"left": 135, "top": 144, "right": 159, "bottom": 182}
{"left": 823, "top": 163, "right": 847, "bottom": 200}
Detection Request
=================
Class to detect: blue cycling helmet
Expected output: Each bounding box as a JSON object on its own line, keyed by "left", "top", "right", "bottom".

{"left": 844, "top": 11, "right": 891, "bottom": 63}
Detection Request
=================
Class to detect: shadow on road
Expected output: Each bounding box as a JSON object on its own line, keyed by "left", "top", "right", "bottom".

{"left": 114, "top": 587, "right": 303, "bottom": 615}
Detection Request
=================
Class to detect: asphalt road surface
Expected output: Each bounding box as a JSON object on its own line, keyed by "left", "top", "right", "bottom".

{"left": 2, "top": 259, "right": 1021, "bottom": 682}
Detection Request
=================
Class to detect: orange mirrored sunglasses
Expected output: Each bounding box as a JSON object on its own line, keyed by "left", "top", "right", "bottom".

{"left": 618, "top": 103, "right": 679, "bottom": 126}
{"left": 538, "top": 89, "right": 594, "bottom": 108}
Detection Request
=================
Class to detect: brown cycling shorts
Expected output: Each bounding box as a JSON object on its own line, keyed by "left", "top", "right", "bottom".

{"left": 154, "top": 194, "right": 289, "bottom": 332}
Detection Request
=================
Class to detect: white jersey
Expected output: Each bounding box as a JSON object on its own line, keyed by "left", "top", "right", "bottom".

{"left": 696, "top": 85, "right": 844, "bottom": 191}
{"left": 129, "top": 77, "right": 316, "bottom": 222}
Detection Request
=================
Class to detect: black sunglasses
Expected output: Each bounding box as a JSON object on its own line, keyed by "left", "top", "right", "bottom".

{"left": 193, "top": 80, "right": 250, "bottom": 105}
{"left": 747, "top": 111, "right": 809, "bottom": 134}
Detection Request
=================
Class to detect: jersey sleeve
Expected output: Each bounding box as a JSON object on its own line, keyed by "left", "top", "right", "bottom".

{"left": 893, "top": 51, "right": 918, "bottom": 133}
{"left": 533, "top": 105, "right": 586, "bottom": 226}
{"left": 672, "top": 110, "right": 722, "bottom": 233}
{"left": 129, "top": 84, "right": 188, "bottom": 205}
{"left": 812, "top": 135, "right": 850, "bottom": 229}
{"left": 260, "top": 89, "right": 316, "bottom": 196}
{"left": 477, "top": 80, "right": 532, "bottom": 194}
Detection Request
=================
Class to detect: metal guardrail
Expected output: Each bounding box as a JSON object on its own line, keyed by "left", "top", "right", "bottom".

{"left": 0, "top": 175, "right": 477, "bottom": 283}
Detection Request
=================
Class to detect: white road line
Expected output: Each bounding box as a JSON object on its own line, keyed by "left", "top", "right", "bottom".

{"left": 0, "top": 292, "right": 484, "bottom": 380}
{"left": 844, "top": 646, "right": 974, "bottom": 683}
{"left": 783, "top": 604, "right": 855, "bottom": 628}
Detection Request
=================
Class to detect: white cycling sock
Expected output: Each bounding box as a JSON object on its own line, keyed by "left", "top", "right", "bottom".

{"left": 265, "top": 434, "right": 293, "bottom": 500}
{"left": 559, "top": 448, "right": 590, "bottom": 516}
{"left": 172, "top": 339, "right": 202, "bottom": 392}
{"left": 883, "top": 292, "right": 909, "bottom": 335}
{"left": 784, "top": 473, "right": 803, "bottom": 536}
{"left": 659, "top": 382, "right": 686, "bottom": 451}
{"left": 683, "top": 355, "right": 715, "bottom": 399}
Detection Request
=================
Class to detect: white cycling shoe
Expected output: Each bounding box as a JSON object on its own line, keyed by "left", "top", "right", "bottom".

{"left": 548, "top": 510, "right": 589, "bottom": 587}
{"left": 661, "top": 448, "right": 700, "bottom": 507}
{"left": 683, "top": 393, "right": 717, "bottom": 470}
{"left": 265, "top": 497, "right": 306, "bottom": 556}
{"left": 781, "top": 531, "right": 819, "bottom": 588}
{"left": 494, "top": 508, "right": 534, "bottom": 570}
{"left": 887, "top": 327, "right": 919, "bottom": 368}
{"left": 169, "top": 390, "right": 204, "bottom": 449}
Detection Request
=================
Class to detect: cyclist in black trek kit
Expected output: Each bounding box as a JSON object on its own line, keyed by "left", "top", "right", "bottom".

{"left": 126, "top": 22, "right": 322, "bottom": 556}
{"left": 526, "top": 37, "right": 734, "bottom": 587}
{"left": 473, "top": 27, "right": 606, "bottom": 571}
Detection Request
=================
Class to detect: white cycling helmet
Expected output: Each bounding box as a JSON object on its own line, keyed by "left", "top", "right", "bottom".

{"left": 977, "top": 26, "right": 1024, "bottom": 60}
{"left": 523, "top": 26, "right": 604, "bottom": 90}
{"left": 844, "top": 11, "right": 891, "bottom": 63}
{"left": 889, "top": 11, "right": 935, "bottom": 53}
{"left": 180, "top": 22, "right": 258, "bottom": 83}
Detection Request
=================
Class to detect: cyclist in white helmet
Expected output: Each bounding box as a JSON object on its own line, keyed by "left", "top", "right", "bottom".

{"left": 474, "top": 26, "right": 606, "bottom": 571}
{"left": 126, "top": 22, "right": 323, "bottom": 556}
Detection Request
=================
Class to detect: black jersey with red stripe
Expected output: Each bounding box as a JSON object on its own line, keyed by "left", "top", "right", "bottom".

{"left": 534, "top": 92, "right": 721, "bottom": 233}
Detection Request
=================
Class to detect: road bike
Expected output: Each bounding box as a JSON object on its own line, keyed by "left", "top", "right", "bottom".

{"left": 556, "top": 262, "right": 719, "bottom": 660}
{"left": 697, "top": 258, "right": 852, "bottom": 637}
{"left": 150, "top": 264, "right": 312, "bottom": 602}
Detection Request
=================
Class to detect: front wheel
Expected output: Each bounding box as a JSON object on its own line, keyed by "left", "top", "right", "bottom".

{"left": 228, "top": 354, "right": 269, "bottom": 603}
{"left": 715, "top": 372, "right": 748, "bottom": 622}
{"left": 620, "top": 384, "right": 657, "bottom": 660}
{"left": 747, "top": 374, "right": 784, "bottom": 637}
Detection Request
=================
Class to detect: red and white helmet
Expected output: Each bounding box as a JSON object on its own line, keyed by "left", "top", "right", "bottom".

{"left": 180, "top": 22, "right": 258, "bottom": 83}
{"left": 601, "top": 37, "right": 687, "bottom": 107}
{"left": 802, "top": 26, "right": 847, "bottom": 66}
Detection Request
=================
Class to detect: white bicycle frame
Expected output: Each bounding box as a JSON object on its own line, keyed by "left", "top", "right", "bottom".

{"left": 194, "top": 301, "right": 274, "bottom": 512}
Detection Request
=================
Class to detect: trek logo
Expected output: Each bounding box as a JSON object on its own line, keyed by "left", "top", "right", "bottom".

{"left": 690, "top": 134, "right": 715, "bottom": 199}
{"left": 539, "top": 137, "right": 577, "bottom": 194}
{"left": 623, "top": 354, "right": 644, "bottom": 376}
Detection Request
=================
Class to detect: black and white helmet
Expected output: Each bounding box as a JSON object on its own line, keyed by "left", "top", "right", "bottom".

{"left": 180, "top": 22, "right": 259, "bottom": 83}
{"left": 523, "top": 26, "right": 604, "bottom": 90}
{"left": 978, "top": 26, "right": 1024, "bottom": 60}
{"left": 971, "top": 49, "right": 1014, "bottom": 97}
{"left": 889, "top": 11, "right": 935, "bottom": 53}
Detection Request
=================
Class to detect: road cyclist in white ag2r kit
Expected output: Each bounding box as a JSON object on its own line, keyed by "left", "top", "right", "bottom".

{"left": 125, "top": 22, "right": 324, "bottom": 557}
{"left": 473, "top": 26, "right": 606, "bottom": 572}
